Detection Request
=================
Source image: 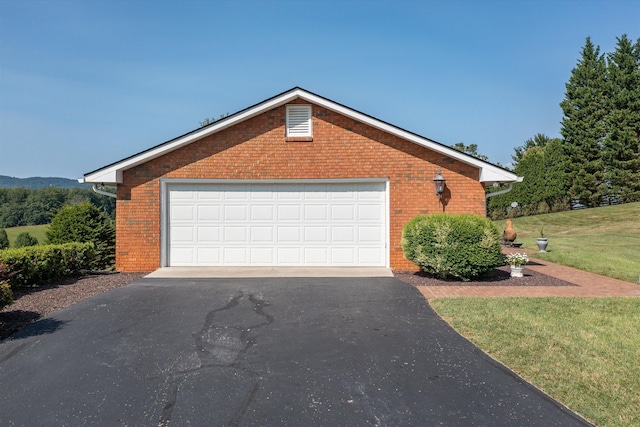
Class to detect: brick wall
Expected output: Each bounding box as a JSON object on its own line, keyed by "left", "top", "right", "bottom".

{"left": 116, "top": 101, "right": 486, "bottom": 272}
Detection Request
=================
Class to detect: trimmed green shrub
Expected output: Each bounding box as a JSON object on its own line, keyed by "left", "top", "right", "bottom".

{"left": 14, "top": 232, "right": 38, "bottom": 248}
{"left": 0, "top": 229, "right": 9, "bottom": 250}
{"left": 402, "top": 213, "right": 503, "bottom": 281}
{"left": 0, "top": 242, "right": 95, "bottom": 289}
{"left": 0, "top": 282, "right": 12, "bottom": 310}
{"left": 46, "top": 203, "right": 115, "bottom": 270}
{"left": 0, "top": 262, "right": 14, "bottom": 310}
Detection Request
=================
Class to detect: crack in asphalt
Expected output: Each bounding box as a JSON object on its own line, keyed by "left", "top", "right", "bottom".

{"left": 157, "top": 291, "right": 273, "bottom": 426}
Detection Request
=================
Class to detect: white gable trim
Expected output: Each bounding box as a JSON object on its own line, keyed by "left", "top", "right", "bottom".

{"left": 79, "top": 87, "right": 521, "bottom": 185}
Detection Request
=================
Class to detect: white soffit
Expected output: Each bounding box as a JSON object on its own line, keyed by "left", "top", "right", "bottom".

{"left": 79, "top": 87, "right": 521, "bottom": 185}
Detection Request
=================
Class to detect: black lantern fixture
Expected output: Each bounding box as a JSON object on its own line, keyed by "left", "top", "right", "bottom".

{"left": 433, "top": 169, "right": 446, "bottom": 197}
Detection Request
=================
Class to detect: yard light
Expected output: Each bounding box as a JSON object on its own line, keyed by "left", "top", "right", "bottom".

{"left": 433, "top": 169, "right": 446, "bottom": 197}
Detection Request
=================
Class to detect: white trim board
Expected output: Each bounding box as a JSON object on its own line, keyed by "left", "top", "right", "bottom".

{"left": 80, "top": 87, "right": 521, "bottom": 186}
{"left": 160, "top": 178, "right": 390, "bottom": 268}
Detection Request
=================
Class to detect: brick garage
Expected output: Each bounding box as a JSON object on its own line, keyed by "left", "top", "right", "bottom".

{"left": 81, "top": 88, "right": 520, "bottom": 272}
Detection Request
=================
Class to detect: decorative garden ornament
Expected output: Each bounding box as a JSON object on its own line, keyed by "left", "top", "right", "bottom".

{"left": 537, "top": 228, "right": 548, "bottom": 252}
{"left": 503, "top": 219, "right": 517, "bottom": 245}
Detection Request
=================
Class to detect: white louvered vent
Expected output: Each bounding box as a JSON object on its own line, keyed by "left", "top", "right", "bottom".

{"left": 286, "top": 105, "right": 312, "bottom": 137}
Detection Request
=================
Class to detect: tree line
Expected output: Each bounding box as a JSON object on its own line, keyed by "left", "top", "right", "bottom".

{"left": 0, "top": 186, "right": 116, "bottom": 228}
{"left": 487, "top": 34, "right": 639, "bottom": 219}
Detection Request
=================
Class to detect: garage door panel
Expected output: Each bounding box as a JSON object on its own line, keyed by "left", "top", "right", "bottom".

{"left": 168, "top": 182, "right": 386, "bottom": 266}
{"left": 172, "top": 226, "right": 194, "bottom": 242}
{"left": 331, "top": 247, "right": 355, "bottom": 264}
{"left": 197, "top": 226, "right": 220, "bottom": 243}
{"left": 223, "top": 247, "right": 247, "bottom": 264}
{"left": 224, "top": 205, "right": 247, "bottom": 221}
{"left": 358, "top": 204, "right": 383, "bottom": 221}
{"left": 171, "top": 247, "right": 196, "bottom": 265}
{"left": 278, "top": 205, "right": 301, "bottom": 220}
{"left": 171, "top": 205, "right": 194, "bottom": 221}
{"left": 197, "top": 190, "right": 222, "bottom": 200}
{"left": 250, "top": 247, "right": 274, "bottom": 264}
{"left": 171, "top": 190, "right": 196, "bottom": 201}
{"left": 305, "top": 226, "right": 328, "bottom": 243}
{"left": 358, "top": 226, "right": 382, "bottom": 242}
{"left": 197, "top": 247, "right": 220, "bottom": 264}
{"left": 251, "top": 205, "right": 274, "bottom": 221}
{"left": 304, "top": 205, "right": 328, "bottom": 220}
{"left": 358, "top": 247, "right": 384, "bottom": 265}
{"left": 304, "top": 247, "right": 329, "bottom": 264}
{"left": 224, "top": 227, "right": 247, "bottom": 243}
{"left": 331, "top": 204, "right": 355, "bottom": 221}
{"left": 277, "top": 227, "right": 301, "bottom": 242}
{"left": 332, "top": 226, "right": 355, "bottom": 243}
{"left": 197, "top": 205, "right": 220, "bottom": 221}
{"left": 277, "top": 247, "right": 300, "bottom": 264}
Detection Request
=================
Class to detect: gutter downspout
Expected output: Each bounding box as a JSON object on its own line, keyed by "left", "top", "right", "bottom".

{"left": 485, "top": 183, "right": 514, "bottom": 217}
{"left": 485, "top": 183, "right": 514, "bottom": 200}
{"left": 92, "top": 184, "right": 117, "bottom": 199}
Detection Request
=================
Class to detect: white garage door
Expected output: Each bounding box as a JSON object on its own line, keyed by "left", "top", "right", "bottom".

{"left": 166, "top": 182, "right": 387, "bottom": 266}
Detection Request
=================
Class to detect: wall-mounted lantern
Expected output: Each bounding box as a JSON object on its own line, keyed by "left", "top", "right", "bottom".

{"left": 433, "top": 169, "right": 446, "bottom": 197}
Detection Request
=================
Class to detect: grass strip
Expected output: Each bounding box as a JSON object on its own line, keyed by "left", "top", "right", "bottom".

{"left": 430, "top": 297, "right": 640, "bottom": 427}
{"left": 4, "top": 224, "right": 49, "bottom": 247}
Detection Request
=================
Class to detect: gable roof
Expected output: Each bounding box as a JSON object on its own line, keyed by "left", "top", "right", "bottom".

{"left": 79, "top": 87, "right": 522, "bottom": 186}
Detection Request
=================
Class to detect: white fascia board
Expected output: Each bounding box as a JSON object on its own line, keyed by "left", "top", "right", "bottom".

{"left": 296, "top": 90, "right": 521, "bottom": 184}
{"left": 81, "top": 90, "right": 302, "bottom": 184}
{"left": 81, "top": 87, "right": 521, "bottom": 185}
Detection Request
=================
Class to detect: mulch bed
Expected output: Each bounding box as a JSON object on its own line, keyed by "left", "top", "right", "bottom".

{"left": 393, "top": 265, "right": 578, "bottom": 288}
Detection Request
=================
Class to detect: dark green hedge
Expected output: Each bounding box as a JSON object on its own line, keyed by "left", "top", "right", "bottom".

{"left": 0, "top": 282, "right": 12, "bottom": 310}
{"left": 402, "top": 213, "right": 503, "bottom": 281}
{"left": 0, "top": 242, "right": 95, "bottom": 289}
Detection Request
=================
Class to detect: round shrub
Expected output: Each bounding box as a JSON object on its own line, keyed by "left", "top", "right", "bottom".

{"left": 14, "top": 232, "right": 38, "bottom": 248}
{"left": 46, "top": 203, "right": 115, "bottom": 270}
{"left": 402, "top": 213, "right": 503, "bottom": 281}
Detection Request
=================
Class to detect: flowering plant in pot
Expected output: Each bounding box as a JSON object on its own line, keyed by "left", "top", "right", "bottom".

{"left": 504, "top": 252, "right": 528, "bottom": 277}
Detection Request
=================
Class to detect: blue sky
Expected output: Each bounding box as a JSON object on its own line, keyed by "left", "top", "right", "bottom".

{"left": 1, "top": 0, "right": 638, "bottom": 179}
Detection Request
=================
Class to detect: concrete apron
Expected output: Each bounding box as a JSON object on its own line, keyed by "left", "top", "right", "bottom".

{"left": 145, "top": 267, "right": 394, "bottom": 278}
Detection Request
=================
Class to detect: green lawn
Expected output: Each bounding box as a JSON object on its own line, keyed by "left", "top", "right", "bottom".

{"left": 494, "top": 202, "right": 640, "bottom": 283}
{"left": 4, "top": 224, "right": 49, "bottom": 247}
{"left": 431, "top": 297, "right": 640, "bottom": 427}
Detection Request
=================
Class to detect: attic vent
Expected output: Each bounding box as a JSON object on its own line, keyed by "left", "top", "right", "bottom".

{"left": 286, "top": 105, "right": 312, "bottom": 137}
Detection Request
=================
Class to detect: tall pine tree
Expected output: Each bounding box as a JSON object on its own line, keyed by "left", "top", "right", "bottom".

{"left": 560, "top": 37, "right": 609, "bottom": 207}
{"left": 604, "top": 35, "right": 640, "bottom": 203}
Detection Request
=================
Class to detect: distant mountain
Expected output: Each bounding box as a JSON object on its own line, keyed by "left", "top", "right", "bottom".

{"left": 0, "top": 175, "right": 90, "bottom": 189}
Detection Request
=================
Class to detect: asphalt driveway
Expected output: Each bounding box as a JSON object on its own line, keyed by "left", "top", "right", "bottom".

{"left": 0, "top": 277, "right": 590, "bottom": 426}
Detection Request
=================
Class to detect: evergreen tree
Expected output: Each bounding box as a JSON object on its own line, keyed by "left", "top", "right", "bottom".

{"left": 0, "top": 229, "right": 9, "bottom": 250}
{"left": 560, "top": 37, "right": 609, "bottom": 207}
{"left": 47, "top": 203, "right": 115, "bottom": 270}
{"left": 604, "top": 35, "right": 640, "bottom": 203}
{"left": 14, "top": 232, "right": 38, "bottom": 248}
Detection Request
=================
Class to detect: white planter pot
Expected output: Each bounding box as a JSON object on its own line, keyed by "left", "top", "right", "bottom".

{"left": 537, "top": 238, "right": 548, "bottom": 252}
{"left": 510, "top": 265, "right": 525, "bottom": 278}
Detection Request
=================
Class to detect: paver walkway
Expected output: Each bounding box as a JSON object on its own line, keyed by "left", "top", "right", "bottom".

{"left": 418, "top": 246, "right": 640, "bottom": 299}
